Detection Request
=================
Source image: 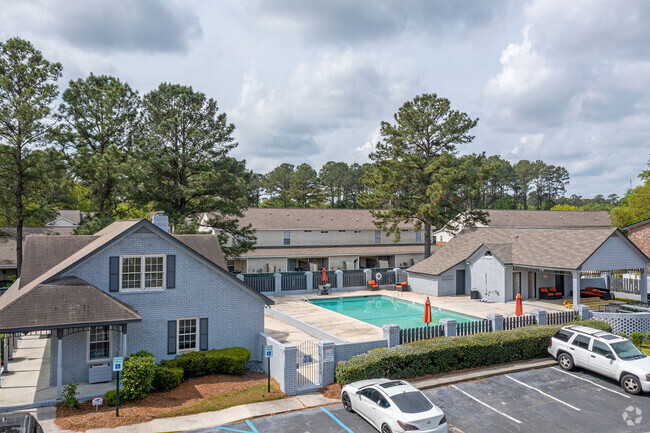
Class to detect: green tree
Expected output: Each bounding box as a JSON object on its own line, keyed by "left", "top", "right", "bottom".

{"left": 290, "top": 163, "right": 321, "bottom": 207}
{"left": 319, "top": 161, "right": 349, "bottom": 207}
{"left": 612, "top": 159, "right": 650, "bottom": 228}
{"left": 58, "top": 74, "right": 140, "bottom": 215}
{"left": 263, "top": 163, "right": 294, "bottom": 207}
{"left": 0, "top": 38, "right": 62, "bottom": 275}
{"left": 361, "top": 93, "right": 485, "bottom": 258}
{"left": 136, "top": 83, "right": 256, "bottom": 256}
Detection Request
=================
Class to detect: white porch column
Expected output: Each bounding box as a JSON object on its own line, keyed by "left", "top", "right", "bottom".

{"left": 572, "top": 270, "right": 580, "bottom": 306}
{"left": 641, "top": 268, "right": 648, "bottom": 304}
{"left": 56, "top": 330, "right": 63, "bottom": 400}
{"left": 122, "top": 324, "right": 128, "bottom": 358}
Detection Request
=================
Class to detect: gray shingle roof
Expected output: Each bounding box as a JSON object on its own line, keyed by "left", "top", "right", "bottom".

{"left": 173, "top": 234, "right": 227, "bottom": 269}
{"left": 20, "top": 236, "right": 96, "bottom": 285}
{"left": 484, "top": 210, "right": 611, "bottom": 227}
{"left": 0, "top": 276, "right": 141, "bottom": 332}
{"left": 408, "top": 227, "right": 618, "bottom": 276}
{"left": 220, "top": 208, "right": 417, "bottom": 230}
{"left": 241, "top": 244, "right": 434, "bottom": 257}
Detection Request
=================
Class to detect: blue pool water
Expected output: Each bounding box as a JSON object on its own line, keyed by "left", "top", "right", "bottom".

{"left": 309, "top": 295, "right": 481, "bottom": 328}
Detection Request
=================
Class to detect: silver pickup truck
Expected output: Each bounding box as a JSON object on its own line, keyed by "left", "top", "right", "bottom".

{"left": 548, "top": 325, "right": 650, "bottom": 394}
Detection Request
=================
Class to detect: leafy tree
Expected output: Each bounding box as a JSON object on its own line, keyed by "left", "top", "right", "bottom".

{"left": 320, "top": 161, "right": 350, "bottom": 207}
{"left": 58, "top": 74, "right": 140, "bottom": 215}
{"left": 343, "top": 163, "right": 372, "bottom": 208}
{"left": 0, "top": 38, "right": 62, "bottom": 275}
{"left": 361, "top": 93, "right": 485, "bottom": 258}
{"left": 550, "top": 204, "right": 579, "bottom": 211}
{"left": 612, "top": 159, "right": 650, "bottom": 228}
{"left": 263, "top": 163, "right": 294, "bottom": 207}
{"left": 136, "top": 83, "right": 256, "bottom": 256}
{"left": 290, "top": 163, "right": 321, "bottom": 207}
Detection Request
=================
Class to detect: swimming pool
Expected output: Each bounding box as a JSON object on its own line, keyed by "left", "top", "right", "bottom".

{"left": 309, "top": 295, "right": 481, "bottom": 328}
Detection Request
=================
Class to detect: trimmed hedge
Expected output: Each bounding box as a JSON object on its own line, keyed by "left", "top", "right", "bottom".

{"left": 335, "top": 320, "right": 612, "bottom": 385}
{"left": 153, "top": 366, "right": 184, "bottom": 391}
{"left": 122, "top": 354, "right": 156, "bottom": 400}
{"left": 206, "top": 347, "right": 251, "bottom": 375}
{"left": 104, "top": 389, "right": 117, "bottom": 406}
{"left": 175, "top": 351, "right": 207, "bottom": 378}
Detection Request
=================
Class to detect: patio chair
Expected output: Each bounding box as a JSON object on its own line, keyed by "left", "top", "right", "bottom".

{"left": 396, "top": 282, "right": 410, "bottom": 292}
{"left": 367, "top": 280, "right": 379, "bottom": 291}
{"left": 547, "top": 287, "right": 563, "bottom": 298}
{"left": 317, "top": 283, "right": 331, "bottom": 295}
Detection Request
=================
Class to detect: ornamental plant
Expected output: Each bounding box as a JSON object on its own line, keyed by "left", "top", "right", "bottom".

{"left": 122, "top": 353, "right": 156, "bottom": 400}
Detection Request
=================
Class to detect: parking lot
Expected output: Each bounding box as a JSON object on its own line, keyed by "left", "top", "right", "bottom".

{"left": 195, "top": 366, "right": 650, "bottom": 433}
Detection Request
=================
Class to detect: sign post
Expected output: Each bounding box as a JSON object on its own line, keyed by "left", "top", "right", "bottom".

{"left": 264, "top": 345, "right": 273, "bottom": 392}
{"left": 112, "top": 357, "right": 123, "bottom": 417}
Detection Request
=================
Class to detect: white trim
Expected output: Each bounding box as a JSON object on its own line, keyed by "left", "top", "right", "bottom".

{"left": 177, "top": 317, "right": 199, "bottom": 353}
{"left": 87, "top": 327, "right": 112, "bottom": 363}
{"left": 119, "top": 254, "right": 166, "bottom": 292}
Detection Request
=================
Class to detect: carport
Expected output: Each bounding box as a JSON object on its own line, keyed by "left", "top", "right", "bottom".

{"left": 0, "top": 276, "right": 141, "bottom": 400}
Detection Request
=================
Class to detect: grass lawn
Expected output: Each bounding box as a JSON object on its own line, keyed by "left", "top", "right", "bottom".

{"left": 160, "top": 382, "right": 284, "bottom": 417}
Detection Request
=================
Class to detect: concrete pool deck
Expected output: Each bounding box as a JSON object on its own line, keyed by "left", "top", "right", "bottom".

{"left": 268, "top": 290, "right": 560, "bottom": 342}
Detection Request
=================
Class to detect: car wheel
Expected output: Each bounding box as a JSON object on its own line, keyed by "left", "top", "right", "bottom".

{"left": 558, "top": 352, "right": 574, "bottom": 370}
{"left": 341, "top": 392, "right": 353, "bottom": 412}
{"left": 381, "top": 424, "right": 392, "bottom": 433}
{"left": 621, "top": 374, "right": 642, "bottom": 395}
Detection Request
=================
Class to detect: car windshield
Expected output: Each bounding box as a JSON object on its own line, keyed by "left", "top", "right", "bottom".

{"left": 611, "top": 341, "right": 646, "bottom": 360}
{"left": 389, "top": 391, "right": 433, "bottom": 414}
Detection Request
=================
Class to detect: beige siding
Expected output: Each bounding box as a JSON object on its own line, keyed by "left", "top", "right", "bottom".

{"left": 253, "top": 229, "right": 421, "bottom": 247}
{"left": 246, "top": 257, "right": 287, "bottom": 273}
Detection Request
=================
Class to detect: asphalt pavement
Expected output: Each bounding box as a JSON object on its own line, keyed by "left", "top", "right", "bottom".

{"left": 195, "top": 366, "right": 650, "bottom": 433}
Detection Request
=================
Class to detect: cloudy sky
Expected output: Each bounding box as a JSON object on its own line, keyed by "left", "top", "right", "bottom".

{"left": 1, "top": 0, "right": 648, "bottom": 197}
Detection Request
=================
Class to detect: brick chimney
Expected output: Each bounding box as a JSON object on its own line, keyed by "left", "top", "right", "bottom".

{"left": 152, "top": 211, "right": 169, "bottom": 233}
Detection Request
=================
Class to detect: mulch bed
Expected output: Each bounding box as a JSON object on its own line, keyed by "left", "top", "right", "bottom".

{"left": 55, "top": 372, "right": 284, "bottom": 432}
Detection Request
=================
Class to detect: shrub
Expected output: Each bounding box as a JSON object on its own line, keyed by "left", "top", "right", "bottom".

{"left": 152, "top": 366, "right": 184, "bottom": 391}
{"left": 617, "top": 333, "right": 629, "bottom": 339}
{"left": 159, "top": 359, "right": 179, "bottom": 369}
{"left": 130, "top": 350, "right": 155, "bottom": 359}
{"left": 175, "top": 351, "right": 207, "bottom": 378}
{"left": 104, "top": 390, "right": 117, "bottom": 406}
{"left": 62, "top": 382, "right": 78, "bottom": 408}
{"left": 631, "top": 332, "right": 645, "bottom": 347}
{"left": 205, "top": 347, "right": 251, "bottom": 375}
{"left": 122, "top": 354, "right": 156, "bottom": 400}
{"left": 646, "top": 332, "right": 650, "bottom": 345}
{"left": 335, "top": 320, "right": 612, "bottom": 385}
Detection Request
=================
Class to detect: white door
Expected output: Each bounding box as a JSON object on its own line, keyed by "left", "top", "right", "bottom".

{"left": 513, "top": 272, "right": 521, "bottom": 297}
{"left": 528, "top": 272, "right": 536, "bottom": 298}
{"left": 589, "top": 340, "right": 617, "bottom": 379}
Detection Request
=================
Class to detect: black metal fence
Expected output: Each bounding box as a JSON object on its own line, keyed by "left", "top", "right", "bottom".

{"left": 281, "top": 272, "right": 308, "bottom": 291}
{"left": 342, "top": 270, "right": 366, "bottom": 287}
{"left": 400, "top": 325, "right": 444, "bottom": 343}
{"left": 546, "top": 310, "right": 575, "bottom": 325}
{"left": 242, "top": 273, "right": 275, "bottom": 293}
{"left": 503, "top": 315, "right": 536, "bottom": 330}
{"left": 457, "top": 319, "right": 493, "bottom": 336}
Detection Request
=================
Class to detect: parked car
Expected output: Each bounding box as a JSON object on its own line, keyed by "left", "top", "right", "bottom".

{"left": 548, "top": 325, "right": 650, "bottom": 394}
{"left": 0, "top": 413, "right": 43, "bottom": 433}
{"left": 341, "top": 378, "right": 448, "bottom": 433}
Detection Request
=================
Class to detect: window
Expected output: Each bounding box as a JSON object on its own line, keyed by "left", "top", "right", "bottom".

{"left": 415, "top": 230, "right": 422, "bottom": 243}
{"left": 391, "top": 392, "right": 433, "bottom": 413}
{"left": 321, "top": 230, "right": 328, "bottom": 234}
{"left": 120, "top": 255, "right": 165, "bottom": 290}
{"left": 571, "top": 334, "right": 591, "bottom": 350}
{"left": 226, "top": 260, "right": 235, "bottom": 272}
{"left": 283, "top": 231, "right": 291, "bottom": 245}
{"left": 304, "top": 230, "right": 312, "bottom": 232}
{"left": 339, "top": 230, "right": 346, "bottom": 232}
{"left": 485, "top": 251, "right": 493, "bottom": 257}
{"left": 178, "top": 318, "right": 198, "bottom": 352}
{"left": 354, "top": 230, "right": 361, "bottom": 233}
{"left": 592, "top": 340, "right": 613, "bottom": 357}
{"left": 360, "top": 388, "right": 380, "bottom": 403}
{"left": 374, "top": 230, "right": 381, "bottom": 244}
{"left": 288, "top": 259, "right": 298, "bottom": 271}
{"left": 553, "top": 329, "right": 574, "bottom": 343}
{"left": 88, "top": 327, "right": 110, "bottom": 361}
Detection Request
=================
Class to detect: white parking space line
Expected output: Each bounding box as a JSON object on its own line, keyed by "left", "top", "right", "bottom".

{"left": 450, "top": 385, "right": 522, "bottom": 424}
{"left": 551, "top": 367, "right": 631, "bottom": 399}
{"left": 505, "top": 375, "right": 581, "bottom": 411}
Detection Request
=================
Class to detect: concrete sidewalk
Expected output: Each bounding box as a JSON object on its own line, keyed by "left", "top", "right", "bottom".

{"left": 27, "top": 358, "right": 559, "bottom": 433}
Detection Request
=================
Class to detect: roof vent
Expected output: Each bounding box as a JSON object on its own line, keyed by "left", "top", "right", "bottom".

{"left": 330, "top": 217, "right": 333, "bottom": 221}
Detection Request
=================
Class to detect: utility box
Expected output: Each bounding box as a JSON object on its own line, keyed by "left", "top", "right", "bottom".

{"left": 89, "top": 363, "right": 112, "bottom": 383}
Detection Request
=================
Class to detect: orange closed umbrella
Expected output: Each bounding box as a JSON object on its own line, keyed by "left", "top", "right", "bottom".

{"left": 322, "top": 267, "right": 327, "bottom": 282}
{"left": 515, "top": 293, "right": 523, "bottom": 316}
{"left": 424, "top": 297, "right": 432, "bottom": 326}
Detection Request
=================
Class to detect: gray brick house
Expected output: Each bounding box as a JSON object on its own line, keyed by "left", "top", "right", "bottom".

{"left": 0, "top": 214, "right": 272, "bottom": 399}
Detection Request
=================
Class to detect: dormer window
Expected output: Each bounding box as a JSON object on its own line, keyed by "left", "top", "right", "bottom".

{"left": 120, "top": 255, "right": 165, "bottom": 291}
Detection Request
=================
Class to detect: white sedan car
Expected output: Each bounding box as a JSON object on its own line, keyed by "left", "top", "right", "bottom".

{"left": 341, "top": 378, "right": 448, "bottom": 433}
